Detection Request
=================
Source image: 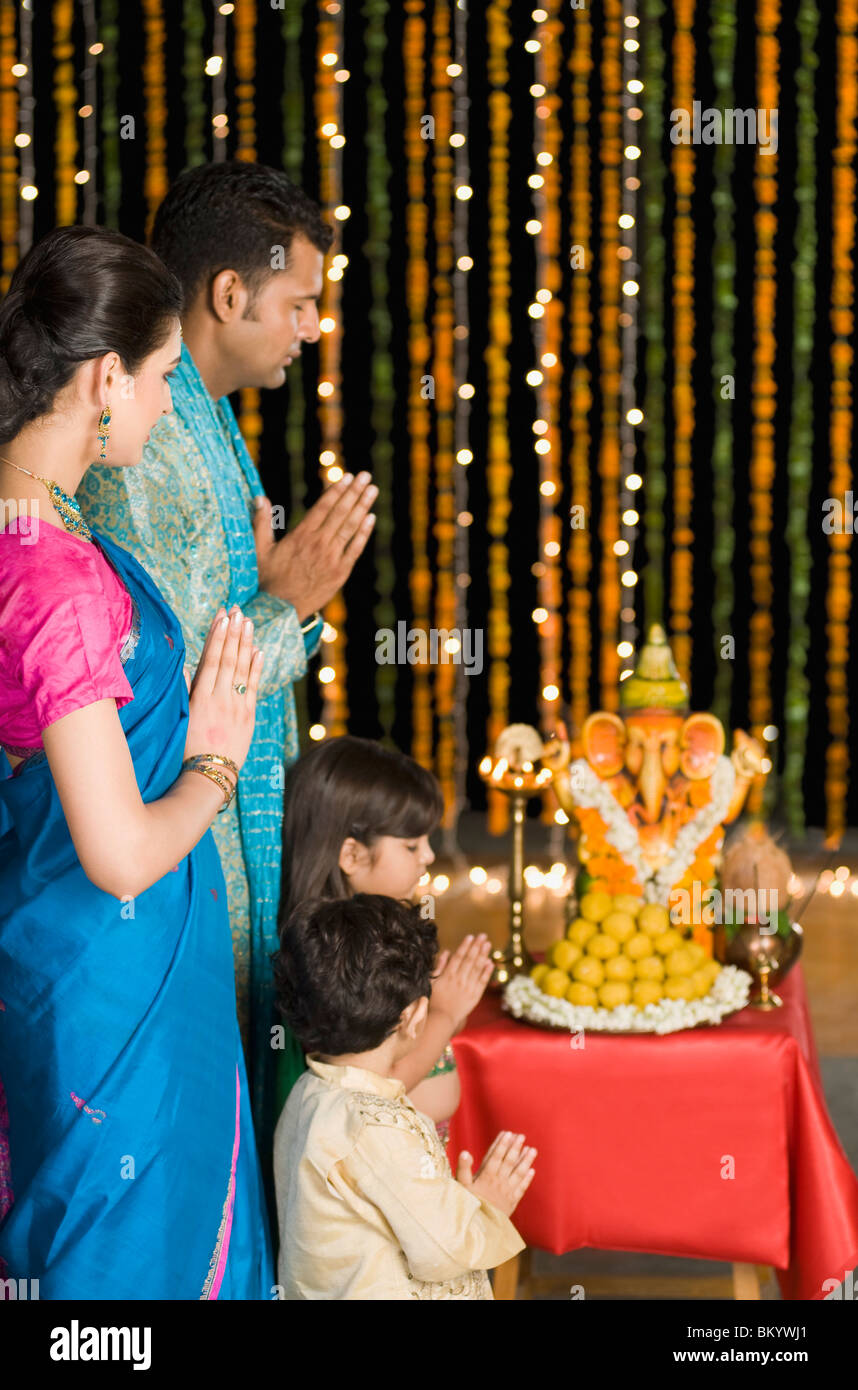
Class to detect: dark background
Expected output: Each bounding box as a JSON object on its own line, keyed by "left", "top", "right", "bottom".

{"left": 14, "top": 0, "right": 857, "bottom": 830}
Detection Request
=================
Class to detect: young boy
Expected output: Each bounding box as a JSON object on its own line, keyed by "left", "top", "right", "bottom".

{"left": 273, "top": 894, "right": 536, "bottom": 1300}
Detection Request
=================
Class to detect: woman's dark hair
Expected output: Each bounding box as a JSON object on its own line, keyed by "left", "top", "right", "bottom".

{"left": 279, "top": 735, "right": 444, "bottom": 923}
{"left": 150, "top": 160, "right": 334, "bottom": 306}
{"left": 274, "top": 894, "right": 438, "bottom": 1056}
{"left": 0, "top": 225, "right": 183, "bottom": 445}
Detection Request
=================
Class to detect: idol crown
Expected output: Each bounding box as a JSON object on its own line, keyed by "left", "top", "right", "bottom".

{"left": 619, "top": 623, "right": 689, "bottom": 711}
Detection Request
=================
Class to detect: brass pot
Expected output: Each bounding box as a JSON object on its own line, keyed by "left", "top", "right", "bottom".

{"left": 712, "top": 920, "right": 803, "bottom": 1010}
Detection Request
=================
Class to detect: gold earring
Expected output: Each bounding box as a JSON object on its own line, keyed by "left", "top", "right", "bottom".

{"left": 97, "top": 404, "right": 112, "bottom": 460}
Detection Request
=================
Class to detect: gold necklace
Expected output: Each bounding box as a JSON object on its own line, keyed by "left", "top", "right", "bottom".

{"left": 0, "top": 455, "right": 92, "bottom": 542}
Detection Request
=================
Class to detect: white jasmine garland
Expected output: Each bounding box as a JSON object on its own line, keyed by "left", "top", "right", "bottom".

{"left": 567, "top": 758, "right": 649, "bottom": 886}
{"left": 566, "top": 755, "right": 737, "bottom": 903}
{"left": 504, "top": 966, "right": 751, "bottom": 1036}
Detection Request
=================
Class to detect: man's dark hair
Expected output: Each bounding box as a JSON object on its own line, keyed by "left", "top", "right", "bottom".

{"left": 274, "top": 895, "right": 438, "bottom": 1056}
{"left": 150, "top": 160, "right": 334, "bottom": 306}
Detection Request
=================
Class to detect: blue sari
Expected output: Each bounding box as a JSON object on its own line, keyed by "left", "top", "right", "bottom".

{"left": 0, "top": 530, "right": 273, "bottom": 1299}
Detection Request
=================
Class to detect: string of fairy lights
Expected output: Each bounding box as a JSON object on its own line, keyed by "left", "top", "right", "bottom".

{"left": 527, "top": 4, "right": 563, "bottom": 827}
{"left": 14, "top": 0, "right": 35, "bottom": 256}
{"left": 311, "top": 0, "right": 351, "bottom": 745}
{"left": 448, "top": 0, "right": 473, "bottom": 855}
{"left": 79, "top": 2, "right": 98, "bottom": 225}
{"left": 9, "top": 3, "right": 101, "bottom": 245}
{"left": 618, "top": 6, "right": 644, "bottom": 679}
{"left": 0, "top": 2, "right": 854, "bottom": 859}
{"left": 208, "top": 2, "right": 230, "bottom": 153}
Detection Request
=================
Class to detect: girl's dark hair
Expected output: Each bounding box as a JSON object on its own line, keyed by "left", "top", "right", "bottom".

{"left": 274, "top": 894, "right": 438, "bottom": 1056}
{"left": 0, "top": 224, "right": 183, "bottom": 444}
{"left": 279, "top": 735, "right": 444, "bottom": 922}
{"left": 151, "top": 160, "right": 334, "bottom": 306}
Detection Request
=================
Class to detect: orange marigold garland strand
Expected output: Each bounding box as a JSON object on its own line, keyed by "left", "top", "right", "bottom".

{"left": 0, "top": 0, "right": 17, "bottom": 292}
{"left": 567, "top": 0, "right": 593, "bottom": 747}
{"left": 142, "top": 0, "right": 167, "bottom": 239}
{"left": 53, "top": 0, "right": 76, "bottom": 227}
{"left": 670, "top": 0, "right": 695, "bottom": 684}
{"left": 404, "top": 0, "right": 433, "bottom": 772}
{"left": 598, "top": 0, "right": 623, "bottom": 710}
{"left": 746, "top": 0, "right": 779, "bottom": 815}
{"left": 826, "top": 0, "right": 857, "bottom": 846}
{"left": 233, "top": 0, "right": 263, "bottom": 468}
{"left": 234, "top": 0, "right": 256, "bottom": 162}
{"left": 486, "top": 0, "right": 512, "bottom": 834}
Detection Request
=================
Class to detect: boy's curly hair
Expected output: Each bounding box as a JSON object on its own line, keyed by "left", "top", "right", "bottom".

{"left": 274, "top": 894, "right": 438, "bottom": 1056}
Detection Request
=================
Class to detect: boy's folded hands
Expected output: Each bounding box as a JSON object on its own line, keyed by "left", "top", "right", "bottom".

{"left": 431, "top": 941, "right": 537, "bottom": 1219}
{"left": 430, "top": 933, "right": 494, "bottom": 1033}
{"left": 456, "top": 1131, "right": 537, "bottom": 1218}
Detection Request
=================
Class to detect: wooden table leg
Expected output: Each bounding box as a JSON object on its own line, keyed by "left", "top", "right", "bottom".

{"left": 732, "top": 1262, "right": 761, "bottom": 1300}
{"left": 492, "top": 1252, "right": 521, "bottom": 1301}
{"left": 756, "top": 1265, "right": 779, "bottom": 1298}
{"left": 518, "top": 1246, "right": 533, "bottom": 1299}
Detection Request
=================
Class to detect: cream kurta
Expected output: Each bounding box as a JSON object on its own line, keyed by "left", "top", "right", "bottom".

{"left": 274, "top": 1057, "right": 524, "bottom": 1300}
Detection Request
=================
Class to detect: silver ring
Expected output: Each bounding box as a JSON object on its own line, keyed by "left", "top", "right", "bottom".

{"left": 233, "top": 683, "right": 247, "bottom": 696}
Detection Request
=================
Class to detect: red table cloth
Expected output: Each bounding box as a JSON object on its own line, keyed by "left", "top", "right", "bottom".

{"left": 449, "top": 965, "right": 858, "bottom": 1300}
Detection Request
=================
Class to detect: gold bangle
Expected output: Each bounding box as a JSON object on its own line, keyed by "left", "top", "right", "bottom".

{"left": 183, "top": 753, "right": 240, "bottom": 779}
{"left": 187, "top": 764, "right": 235, "bottom": 813}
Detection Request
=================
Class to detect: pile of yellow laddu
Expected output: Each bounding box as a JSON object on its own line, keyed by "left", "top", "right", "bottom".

{"left": 531, "top": 892, "right": 723, "bottom": 1011}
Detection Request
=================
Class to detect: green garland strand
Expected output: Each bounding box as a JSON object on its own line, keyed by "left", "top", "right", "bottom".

{"left": 100, "top": 0, "right": 120, "bottom": 228}
{"left": 641, "top": 0, "right": 666, "bottom": 631}
{"left": 183, "top": 0, "right": 207, "bottom": 168}
{"left": 782, "top": 0, "right": 819, "bottom": 832}
{"left": 363, "top": 0, "right": 396, "bottom": 740}
{"left": 709, "top": 0, "right": 737, "bottom": 726}
{"left": 281, "top": 0, "right": 304, "bottom": 184}
{"left": 281, "top": 0, "right": 309, "bottom": 740}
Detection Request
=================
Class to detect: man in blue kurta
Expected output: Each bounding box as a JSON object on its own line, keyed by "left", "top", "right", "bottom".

{"left": 79, "top": 162, "right": 377, "bottom": 1176}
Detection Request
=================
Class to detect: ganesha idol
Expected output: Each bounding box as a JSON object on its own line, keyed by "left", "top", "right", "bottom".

{"left": 541, "top": 626, "right": 767, "bottom": 944}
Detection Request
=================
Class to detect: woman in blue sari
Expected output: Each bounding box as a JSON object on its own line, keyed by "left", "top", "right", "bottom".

{"left": 0, "top": 226, "right": 272, "bottom": 1298}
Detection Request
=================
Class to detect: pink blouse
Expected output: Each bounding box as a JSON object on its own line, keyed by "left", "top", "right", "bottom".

{"left": 0, "top": 516, "right": 135, "bottom": 760}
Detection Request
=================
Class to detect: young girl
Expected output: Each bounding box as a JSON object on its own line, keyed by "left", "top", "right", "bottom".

{"left": 278, "top": 735, "right": 493, "bottom": 1137}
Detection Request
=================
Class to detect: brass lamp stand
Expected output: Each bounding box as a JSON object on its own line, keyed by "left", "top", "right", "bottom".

{"left": 478, "top": 755, "right": 553, "bottom": 988}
